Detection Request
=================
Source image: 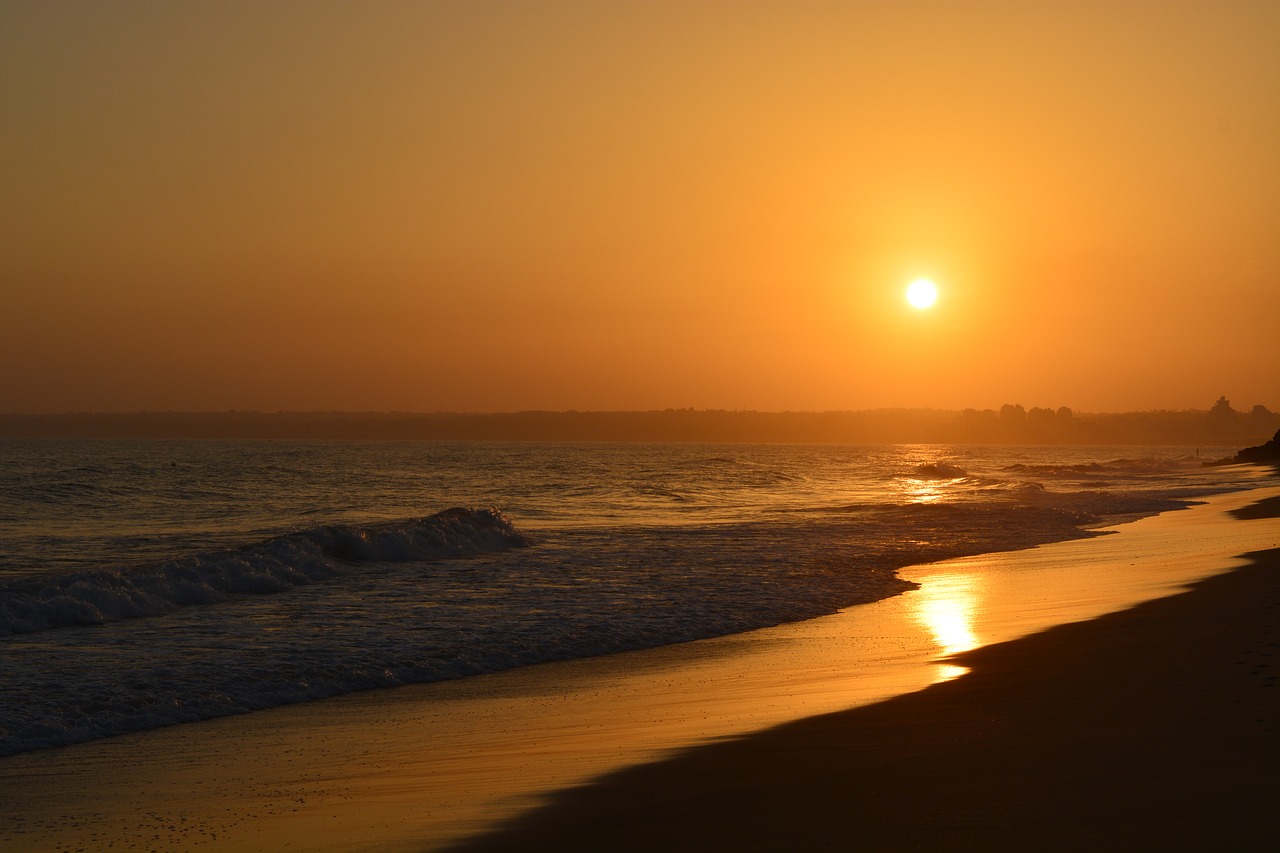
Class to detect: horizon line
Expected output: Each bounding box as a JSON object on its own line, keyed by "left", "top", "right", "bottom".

{"left": 3, "top": 404, "right": 1273, "bottom": 419}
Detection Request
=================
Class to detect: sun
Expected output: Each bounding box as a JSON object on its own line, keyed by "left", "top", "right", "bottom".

{"left": 906, "top": 278, "right": 938, "bottom": 310}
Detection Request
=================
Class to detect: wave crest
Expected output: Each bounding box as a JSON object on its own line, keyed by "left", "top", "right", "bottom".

{"left": 912, "top": 462, "right": 969, "bottom": 479}
{"left": 0, "top": 508, "right": 527, "bottom": 636}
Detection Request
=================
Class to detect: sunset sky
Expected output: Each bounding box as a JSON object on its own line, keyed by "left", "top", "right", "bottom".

{"left": 3, "top": 1, "right": 1277, "bottom": 414}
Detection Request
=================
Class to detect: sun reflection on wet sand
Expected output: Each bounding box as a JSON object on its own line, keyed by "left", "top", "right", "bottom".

{"left": 910, "top": 571, "right": 985, "bottom": 682}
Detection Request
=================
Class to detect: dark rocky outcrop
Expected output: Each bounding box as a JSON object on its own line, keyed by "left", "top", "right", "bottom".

{"left": 1235, "top": 429, "right": 1280, "bottom": 464}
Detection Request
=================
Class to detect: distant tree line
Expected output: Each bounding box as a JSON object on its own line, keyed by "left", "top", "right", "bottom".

{"left": 2, "top": 398, "right": 1277, "bottom": 447}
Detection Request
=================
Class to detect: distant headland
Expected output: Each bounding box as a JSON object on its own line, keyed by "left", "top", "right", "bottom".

{"left": 2, "top": 398, "right": 1277, "bottom": 446}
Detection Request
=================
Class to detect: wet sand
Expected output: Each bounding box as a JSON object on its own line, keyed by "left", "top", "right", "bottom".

{"left": 461, "top": 495, "right": 1280, "bottom": 851}
{"left": 1, "top": 485, "right": 1276, "bottom": 852}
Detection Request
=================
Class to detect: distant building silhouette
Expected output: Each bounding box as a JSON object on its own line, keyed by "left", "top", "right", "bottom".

{"left": 1, "top": 398, "right": 1276, "bottom": 445}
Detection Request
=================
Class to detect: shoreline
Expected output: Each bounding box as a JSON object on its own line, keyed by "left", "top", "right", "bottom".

{"left": 1, "top": 485, "right": 1277, "bottom": 851}
{"left": 461, "top": 508, "right": 1280, "bottom": 851}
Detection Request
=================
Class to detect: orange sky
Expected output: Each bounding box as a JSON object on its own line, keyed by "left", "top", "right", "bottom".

{"left": 3, "top": 1, "right": 1277, "bottom": 414}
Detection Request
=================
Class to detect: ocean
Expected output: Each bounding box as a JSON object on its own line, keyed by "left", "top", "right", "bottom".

{"left": 0, "top": 439, "right": 1263, "bottom": 757}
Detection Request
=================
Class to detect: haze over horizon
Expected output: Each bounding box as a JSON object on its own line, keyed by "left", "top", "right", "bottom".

{"left": 4, "top": 1, "right": 1277, "bottom": 416}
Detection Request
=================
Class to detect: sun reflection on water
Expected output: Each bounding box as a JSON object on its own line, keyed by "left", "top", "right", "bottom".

{"left": 910, "top": 572, "right": 985, "bottom": 682}
{"left": 900, "top": 478, "right": 948, "bottom": 504}
{"left": 897, "top": 468, "right": 968, "bottom": 504}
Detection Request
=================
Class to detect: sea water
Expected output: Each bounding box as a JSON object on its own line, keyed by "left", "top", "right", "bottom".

{"left": 0, "top": 440, "right": 1265, "bottom": 756}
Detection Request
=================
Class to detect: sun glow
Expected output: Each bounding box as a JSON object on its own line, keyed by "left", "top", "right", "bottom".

{"left": 906, "top": 279, "right": 938, "bottom": 310}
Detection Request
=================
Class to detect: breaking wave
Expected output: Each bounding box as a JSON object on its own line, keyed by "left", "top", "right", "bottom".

{"left": 912, "top": 462, "right": 970, "bottom": 479}
{"left": 0, "top": 508, "right": 527, "bottom": 636}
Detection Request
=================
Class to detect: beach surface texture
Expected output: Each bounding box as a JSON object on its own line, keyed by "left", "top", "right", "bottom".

{"left": 462, "top": 489, "right": 1280, "bottom": 852}
{"left": 2, "top": 486, "right": 1277, "bottom": 852}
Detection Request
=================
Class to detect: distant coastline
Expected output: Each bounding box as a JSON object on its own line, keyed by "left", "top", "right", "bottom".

{"left": 2, "top": 401, "right": 1277, "bottom": 445}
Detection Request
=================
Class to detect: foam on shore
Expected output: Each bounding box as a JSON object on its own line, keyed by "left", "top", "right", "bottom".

{"left": 1, "top": 486, "right": 1276, "bottom": 852}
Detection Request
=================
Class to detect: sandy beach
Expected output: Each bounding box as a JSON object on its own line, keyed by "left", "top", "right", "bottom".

{"left": 2, "top": 484, "right": 1277, "bottom": 852}
{"left": 463, "top": 490, "right": 1280, "bottom": 851}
